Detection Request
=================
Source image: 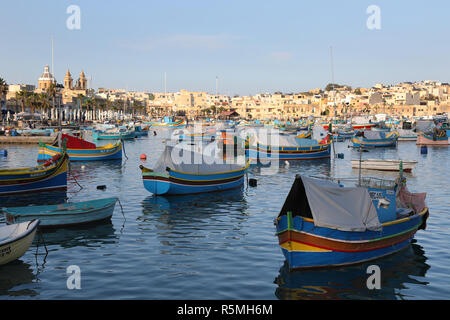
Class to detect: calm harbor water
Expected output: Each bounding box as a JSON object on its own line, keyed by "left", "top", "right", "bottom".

{"left": 0, "top": 130, "right": 449, "bottom": 300}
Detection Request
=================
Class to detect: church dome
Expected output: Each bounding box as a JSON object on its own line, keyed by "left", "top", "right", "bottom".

{"left": 39, "top": 65, "right": 56, "bottom": 82}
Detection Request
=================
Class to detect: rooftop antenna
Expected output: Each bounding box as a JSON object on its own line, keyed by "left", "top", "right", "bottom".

{"left": 164, "top": 72, "right": 167, "bottom": 95}
{"left": 216, "top": 76, "right": 218, "bottom": 96}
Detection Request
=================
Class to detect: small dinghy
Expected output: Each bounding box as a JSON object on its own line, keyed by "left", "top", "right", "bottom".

{"left": 0, "top": 220, "right": 40, "bottom": 265}
{"left": 3, "top": 198, "right": 118, "bottom": 228}
{"left": 351, "top": 159, "right": 418, "bottom": 172}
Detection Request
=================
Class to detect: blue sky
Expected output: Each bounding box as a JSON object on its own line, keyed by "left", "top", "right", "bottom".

{"left": 1, "top": 0, "right": 449, "bottom": 95}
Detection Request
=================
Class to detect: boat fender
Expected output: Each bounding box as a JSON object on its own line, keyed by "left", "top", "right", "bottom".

{"left": 249, "top": 178, "right": 257, "bottom": 187}
{"left": 97, "top": 185, "right": 107, "bottom": 190}
{"left": 166, "top": 167, "right": 171, "bottom": 172}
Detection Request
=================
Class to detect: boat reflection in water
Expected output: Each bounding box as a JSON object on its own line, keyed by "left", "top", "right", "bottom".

{"left": 274, "top": 241, "right": 429, "bottom": 300}
{"left": 0, "top": 190, "right": 67, "bottom": 209}
{"left": 0, "top": 261, "right": 37, "bottom": 298}
{"left": 140, "top": 187, "right": 248, "bottom": 242}
{"left": 39, "top": 221, "right": 117, "bottom": 248}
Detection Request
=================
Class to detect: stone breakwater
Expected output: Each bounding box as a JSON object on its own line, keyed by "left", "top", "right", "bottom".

{"left": 0, "top": 136, "right": 55, "bottom": 144}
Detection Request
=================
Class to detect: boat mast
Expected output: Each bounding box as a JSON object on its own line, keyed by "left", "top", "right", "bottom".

{"left": 330, "top": 46, "right": 336, "bottom": 158}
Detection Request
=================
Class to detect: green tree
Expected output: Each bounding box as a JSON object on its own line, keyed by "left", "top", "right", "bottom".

{"left": 16, "top": 90, "right": 31, "bottom": 113}
{"left": 0, "top": 78, "right": 8, "bottom": 111}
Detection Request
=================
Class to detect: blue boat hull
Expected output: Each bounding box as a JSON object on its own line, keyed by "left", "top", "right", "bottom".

{"left": 141, "top": 166, "right": 247, "bottom": 195}
{"left": 37, "top": 143, "right": 122, "bottom": 162}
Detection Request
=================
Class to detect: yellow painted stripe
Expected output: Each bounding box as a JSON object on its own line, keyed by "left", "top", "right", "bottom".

{"left": 280, "top": 241, "right": 332, "bottom": 252}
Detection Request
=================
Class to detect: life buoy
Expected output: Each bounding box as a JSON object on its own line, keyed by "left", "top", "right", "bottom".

{"left": 44, "top": 154, "right": 62, "bottom": 167}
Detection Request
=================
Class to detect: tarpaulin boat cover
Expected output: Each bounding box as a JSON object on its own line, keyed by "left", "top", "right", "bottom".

{"left": 153, "top": 144, "right": 246, "bottom": 174}
{"left": 361, "top": 131, "right": 385, "bottom": 140}
{"left": 300, "top": 176, "right": 382, "bottom": 232}
{"left": 61, "top": 134, "right": 96, "bottom": 149}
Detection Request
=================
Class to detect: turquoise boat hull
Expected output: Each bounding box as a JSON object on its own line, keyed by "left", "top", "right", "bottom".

{"left": 93, "top": 130, "right": 135, "bottom": 140}
{"left": 3, "top": 197, "right": 118, "bottom": 228}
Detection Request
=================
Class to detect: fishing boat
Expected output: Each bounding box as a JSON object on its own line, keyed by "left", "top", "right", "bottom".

{"left": 238, "top": 120, "right": 265, "bottom": 128}
{"left": 295, "top": 131, "right": 312, "bottom": 139}
{"left": 146, "top": 117, "right": 185, "bottom": 128}
{"left": 397, "top": 129, "right": 418, "bottom": 141}
{"left": 351, "top": 159, "right": 418, "bottom": 172}
{"left": 37, "top": 134, "right": 122, "bottom": 162}
{"left": 139, "top": 144, "right": 248, "bottom": 195}
{"left": 0, "top": 152, "right": 68, "bottom": 196}
{"left": 335, "top": 128, "right": 354, "bottom": 140}
{"left": 134, "top": 125, "right": 149, "bottom": 137}
{"left": 246, "top": 134, "right": 331, "bottom": 162}
{"left": 93, "top": 127, "right": 135, "bottom": 140}
{"left": 0, "top": 220, "right": 40, "bottom": 265}
{"left": 352, "top": 131, "right": 398, "bottom": 148}
{"left": 3, "top": 198, "right": 118, "bottom": 228}
{"left": 416, "top": 128, "right": 449, "bottom": 146}
{"left": 275, "top": 174, "right": 429, "bottom": 269}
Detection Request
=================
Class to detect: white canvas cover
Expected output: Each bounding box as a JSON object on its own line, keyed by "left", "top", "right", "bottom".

{"left": 301, "top": 176, "right": 382, "bottom": 232}
{"left": 362, "top": 131, "right": 384, "bottom": 140}
{"left": 153, "top": 143, "right": 245, "bottom": 174}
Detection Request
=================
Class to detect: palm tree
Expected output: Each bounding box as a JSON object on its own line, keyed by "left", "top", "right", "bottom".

{"left": 39, "top": 92, "right": 50, "bottom": 115}
{"left": 0, "top": 78, "right": 8, "bottom": 114}
{"left": 16, "top": 90, "right": 30, "bottom": 113}
{"left": 29, "top": 93, "right": 42, "bottom": 114}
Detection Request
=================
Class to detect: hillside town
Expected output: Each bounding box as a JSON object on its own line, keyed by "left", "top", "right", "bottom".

{"left": 1, "top": 65, "right": 449, "bottom": 122}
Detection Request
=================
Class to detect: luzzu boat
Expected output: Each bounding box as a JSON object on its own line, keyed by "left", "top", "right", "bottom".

{"left": 139, "top": 144, "right": 248, "bottom": 195}
{"left": 416, "top": 128, "right": 449, "bottom": 146}
{"left": 37, "top": 134, "right": 122, "bottom": 162}
{"left": 146, "top": 117, "right": 185, "bottom": 128}
{"left": 246, "top": 134, "right": 331, "bottom": 162}
{"left": 275, "top": 175, "right": 429, "bottom": 270}
{"left": 0, "top": 152, "right": 68, "bottom": 196}
{"left": 93, "top": 128, "right": 135, "bottom": 140}
{"left": 352, "top": 131, "right": 398, "bottom": 148}
{"left": 397, "top": 129, "right": 418, "bottom": 141}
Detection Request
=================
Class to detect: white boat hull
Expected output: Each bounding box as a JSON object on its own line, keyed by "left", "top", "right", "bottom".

{"left": 0, "top": 220, "right": 39, "bottom": 265}
{"left": 351, "top": 159, "right": 417, "bottom": 172}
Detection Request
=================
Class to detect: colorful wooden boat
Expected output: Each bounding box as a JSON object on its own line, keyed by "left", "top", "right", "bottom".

{"left": 351, "top": 123, "right": 377, "bottom": 130}
{"left": 146, "top": 117, "right": 185, "bottom": 128}
{"left": 93, "top": 128, "right": 135, "bottom": 140}
{"left": 397, "top": 129, "right": 418, "bottom": 141}
{"left": 351, "top": 159, "right": 418, "bottom": 172}
{"left": 335, "top": 129, "right": 354, "bottom": 139}
{"left": 352, "top": 131, "right": 398, "bottom": 148}
{"left": 295, "top": 131, "right": 312, "bottom": 139}
{"left": 416, "top": 129, "right": 449, "bottom": 146}
{"left": 37, "top": 134, "right": 122, "bottom": 162}
{"left": 0, "top": 219, "right": 40, "bottom": 265}
{"left": 0, "top": 152, "right": 68, "bottom": 196}
{"left": 3, "top": 198, "right": 118, "bottom": 228}
{"left": 134, "top": 126, "right": 149, "bottom": 137}
{"left": 140, "top": 145, "right": 248, "bottom": 195}
{"left": 246, "top": 135, "right": 331, "bottom": 162}
{"left": 275, "top": 175, "right": 429, "bottom": 269}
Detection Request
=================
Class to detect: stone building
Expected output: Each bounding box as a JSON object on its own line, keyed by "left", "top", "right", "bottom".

{"left": 37, "top": 65, "right": 56, "bottom": 90}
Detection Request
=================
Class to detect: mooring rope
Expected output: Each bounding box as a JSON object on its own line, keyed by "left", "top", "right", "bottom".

{"left": 117, "top": 198, "right": 126, "bottom": 221}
